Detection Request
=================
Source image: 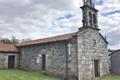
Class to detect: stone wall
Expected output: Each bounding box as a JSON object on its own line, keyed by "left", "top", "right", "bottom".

{"left": 111, "top": 51, "right": 120, "bottom": 75}
{"left": 19, "top": 28, "right": 110, "bottom": 80}
{"left": 77, "top": 28, "right": 109, "bottom": 80}
{"left": 0, "top": 54, "right": 7, "bottom": 69}
{"left": 19, "top": 40, "right": 78, "bottom": 78}
{"left": 68, "top": 38, "right": 78, "bottom": 79}
{"left": 0, "top": 53, "right": 19, "bottom": 69}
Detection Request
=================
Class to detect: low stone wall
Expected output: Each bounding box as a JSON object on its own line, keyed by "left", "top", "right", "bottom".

{"left": 0, "top": 54, "right": 8, "bottom": 69}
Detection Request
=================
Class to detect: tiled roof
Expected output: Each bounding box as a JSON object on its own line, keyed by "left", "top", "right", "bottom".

{"left": 0, "top": 44, "right": 18, "bottom": 52}
{"left": 17, "top": 33, "right": 76, "bottom": 47}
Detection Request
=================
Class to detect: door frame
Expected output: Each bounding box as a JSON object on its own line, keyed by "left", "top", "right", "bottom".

{"left": 8, "top": 55, "right": 15, "bottom": 69}
{"left": 94, "top": 59, "right": 100, "bottom": 77}
{"left": 41, "top": 54, "right": 46, "bottom": 71}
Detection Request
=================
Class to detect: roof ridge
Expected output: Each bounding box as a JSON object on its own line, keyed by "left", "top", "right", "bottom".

{"left": 17, "top": 32, "right": 76, "bottom": 47}
{"left": 27, "top": 32, "right": 75, "bottom": 41}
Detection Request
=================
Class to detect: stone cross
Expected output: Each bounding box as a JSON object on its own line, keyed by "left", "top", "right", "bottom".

{"left": 36, "top": 54, "right": 41, "bottom": 64}
{"left": 67, "top": 43, "right": 72, "bottom": 56}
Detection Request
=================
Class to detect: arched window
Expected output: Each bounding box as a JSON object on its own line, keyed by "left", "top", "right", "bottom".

{"left": 89, "top": 12, "right": 92, "bottom": 26}
{"left": 93, "top": 14, "right": 96, "bottom": 24}
{"left": 93, "top": 14, "right": 97, "bottom": 27}
{"left": 90, "top": 0, "right": 92, "bottom": 5}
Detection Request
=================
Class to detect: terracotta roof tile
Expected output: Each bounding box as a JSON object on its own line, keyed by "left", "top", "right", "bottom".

{"left": 17, "top": 33, "right": 76, "bottom": 47}
{"left": 0, "top": 44, "right": 18, "bottom": 52}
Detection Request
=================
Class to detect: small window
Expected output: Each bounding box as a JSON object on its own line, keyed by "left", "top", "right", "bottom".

{"left": 93, "top": 39, "right": 96, "bottom": 46}
{"left": 93, "top": 14, "right": 96, "bottom": 24}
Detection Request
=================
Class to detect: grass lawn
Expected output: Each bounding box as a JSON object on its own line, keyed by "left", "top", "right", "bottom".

{"left": 1, "top": 70, "right": 120, "bottom": 80}
{"left": 0, "top": 70, "right": 62, "bottom": 80}
{"left": 98, "top": 75, "right": 120, "bottom": 80}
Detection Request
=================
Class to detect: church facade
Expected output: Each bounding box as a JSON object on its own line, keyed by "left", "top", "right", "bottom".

{"left": 17, "top": 0, "right": 110, "bottom": 80}
{"left": 0, "top": 0, "right": 110, "bottom": 80}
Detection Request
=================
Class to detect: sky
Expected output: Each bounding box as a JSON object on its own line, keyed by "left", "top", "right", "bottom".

{"left": 0, "top": 0, "right": 119, "bottom": 49}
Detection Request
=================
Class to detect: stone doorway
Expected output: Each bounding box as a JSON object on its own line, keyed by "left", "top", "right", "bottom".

{"left": 8, "top": 55, "right": 15, "bottom": 69}
{"left": 94, "top": 60, "right": 100, "bottom": 77}
{"left": 42, "top": 54, "right": 46, "bottom": 70}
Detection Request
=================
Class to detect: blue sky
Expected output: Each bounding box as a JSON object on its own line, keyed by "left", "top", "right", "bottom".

{"left": 102, "top": 10, "right": 120, "bottom": 16}
{"left": 0, "top": 0, "right": 119, "bottom": 49}
{"left": 93, "top": 0, "right": 104, "bottom": 5}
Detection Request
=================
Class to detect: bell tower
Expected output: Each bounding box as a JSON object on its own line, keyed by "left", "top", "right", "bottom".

{"left": 81, "top": 0, "right": 99, "bottom": 29}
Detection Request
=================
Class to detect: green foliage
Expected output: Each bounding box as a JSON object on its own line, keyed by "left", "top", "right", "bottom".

{"left": 0, "top": 37, "right": 19, "bottom": 44}
{"left": 98, "top": 75, "right": 120, "bottom": 80}
{"left": 0, "top": 70, "right": 62, "bottom": 80}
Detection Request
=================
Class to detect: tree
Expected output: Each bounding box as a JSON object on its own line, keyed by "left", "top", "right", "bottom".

{"left": 0, "top": 36, "right": 19, "bottom": 44}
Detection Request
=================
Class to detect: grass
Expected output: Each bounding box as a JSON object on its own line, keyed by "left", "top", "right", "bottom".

{"left": 0, "top": 70, "right": 120, "bottom": 80}
{"left": 0, "top": 69, "right": 62, "bottom": 80}
{"left": 98, "top": 75, "right": 120, "bottom": 80}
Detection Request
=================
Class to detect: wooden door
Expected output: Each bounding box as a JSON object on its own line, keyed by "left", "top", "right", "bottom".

{"left": 8, "top": 55, "right": 15, "bottom": 69}
{"left": 42, "top": 55, "right": 46, "bottom": 70}
{"left": 94, "top": 60, "right": 100, "bottom": 77}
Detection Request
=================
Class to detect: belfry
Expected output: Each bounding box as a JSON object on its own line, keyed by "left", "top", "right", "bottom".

{"left": 81, "top": 0, "right": 99, "bottom": 29}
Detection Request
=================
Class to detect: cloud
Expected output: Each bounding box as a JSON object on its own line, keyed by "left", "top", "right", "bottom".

{"left": 96, "top": 0, "right": 120, "bottom": 13}
{"left": 94, "top": 0, "right": 120, "bottom": 49}
{"left": 31, "top": 0, "right": 79, "bottom": 11}
{"left": 0, "top": 0, "right": 82, "bottom": 39}
{"left": 0, "top": 0, "right": 32, "bottom": 18}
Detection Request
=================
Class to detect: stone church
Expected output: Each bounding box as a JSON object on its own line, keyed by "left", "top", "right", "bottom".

{"left": 0, "top": 0, "right": 110, "bottom": 80}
